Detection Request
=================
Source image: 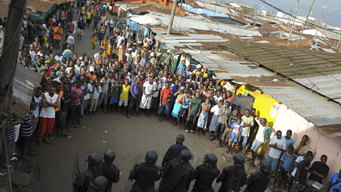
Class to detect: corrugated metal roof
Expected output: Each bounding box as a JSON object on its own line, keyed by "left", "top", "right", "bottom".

{"left": 0, "top": 0, "right": 35, "bottom": 18}
{"left": 258, "top": 85, "right": 341, "bottom": 129}
{"left": 220, "top": 42, "right": 341, "bottom": 103}
{"left": 149, "top": 11, "right": 261, "bottom": 36}
{"left": 12, "top": 65, "right": 42, "bottom": 119}
{"left": 27, "top": 0, "right": 55, "bottom": 12}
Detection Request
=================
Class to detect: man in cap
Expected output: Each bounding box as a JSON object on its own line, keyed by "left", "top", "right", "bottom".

{"left": 159, "top": 150, "right": 195, "bottom": 192}
{"left": 162, "top": 134, "right": 189, "bottom": 168}
{"left": 73, "top": 153, "right": 104, "bottom": 192}
{"left": 128, "top": 150, "right": 161, "bottom": 192}
{"left": 86, "top": 66, "right": 98, "bottom": 81}
{"left": 244, "top": 160, "right": 271, "bottom": 192}
{"left": 192, "top": 154, "right": 220, "bottom": 192}
{"left": 217, "top": 154, "right": 246, "bottom": 192}
{"left": 102, "top": 149, "right": 120, "bottom": 192}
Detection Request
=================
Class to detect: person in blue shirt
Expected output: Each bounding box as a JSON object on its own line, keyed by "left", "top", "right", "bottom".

{"left": 129, "top": 78, "right": 141, "bottom": 116}
{"left": 226, "top": 118, "right": 242, "bottom": 154}
{"left": 282, "top": 130, "right": 294, "bottom": 152}
{"left": 177, "top": 60, "right": 186, "bottom": 75}
{"left": 272, "top": 145, "right": 297, "bottom": 191}
{"left": 326, "top": 169, "right": 341, "bottom": 192}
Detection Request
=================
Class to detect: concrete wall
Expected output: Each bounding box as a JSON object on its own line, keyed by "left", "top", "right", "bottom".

{"left": 269, "top": 104, "right": 341, "bottom": 187}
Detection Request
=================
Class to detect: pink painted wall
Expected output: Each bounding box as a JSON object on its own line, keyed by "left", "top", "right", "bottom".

{"left": 264, "top": 104, "right": 341, "bottom": 188}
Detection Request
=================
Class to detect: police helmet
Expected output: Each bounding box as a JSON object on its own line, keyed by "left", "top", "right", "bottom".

{"left": 103, "top": 149, "right": 116, "bottom": 163}
{"left": 203, "top": 153, "right": 217, "bottom": 165}
{"left": 145, "top": 150, "right": 158, "bottom": 164}
{"left": 260, "top": 160, "right": 271, "bottom": 173}
{"left": 87, "top": 153, "right": 102, "bottom": 168}
{"left": 233, "top": 154, "right": 245, "bottom": 165}
{"left": 179, "top": 150, "right": 191, "bottom": 163}
{"left": 89, "top": 176, "right": 108, "bottom": 191}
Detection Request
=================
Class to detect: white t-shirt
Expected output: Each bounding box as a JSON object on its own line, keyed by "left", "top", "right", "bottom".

{"left": 67, "top": 35, "right": 75, "bottom": 45}
{"left": 291, "top": 156, "right": 313, "bottom": 177}
{"left": 210, "top": 105, "right": 220, "bottom": 115}
{"left": 100, "top": 77, "right": 111, "bottom": 94}
{"left": 213, "top": 95, "right": 223, "bottom": 103}
{"left": 55, "top": 55, "right": 63, "bottom": 62}
{"left": 143, "top": 82, "right": 154, "bottom": 99}
{"left": 152, "top": 82, "right": 161, "bottom": 97}
{"left": 85, "top": 83, "right": 93, "bottom": 100}
{"left": 40, "top": 93, "right": 58, "bottom": 118}
{"left": 268, "top": 136, "right": 286, "bottom": 159}
{"left": 33, "top": 96, "right": 42, "bottom": 118}
{"left": 255, "top": 118, "right": 265, "bottom": 143}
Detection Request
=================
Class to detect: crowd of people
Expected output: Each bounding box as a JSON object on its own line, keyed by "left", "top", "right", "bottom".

{"left": 0, "top": 1, "right": 340, "bottom": 192}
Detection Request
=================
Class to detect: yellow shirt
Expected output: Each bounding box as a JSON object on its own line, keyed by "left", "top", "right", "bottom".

{"left": 86, "top": 12, "right": 91, "bottom": 19}
{"left": 120, "top": 85, "right": 131, "bottom": 101}
{"left": 81, "top": 7, "right": 85, "bottom": 14}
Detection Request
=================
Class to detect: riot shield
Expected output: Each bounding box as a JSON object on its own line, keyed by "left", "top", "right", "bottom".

{"left": 72, "top": 157, "right": 88, "bottom": 191}
{"left": 124, "top": 153, "right": 145, "bottom": 192}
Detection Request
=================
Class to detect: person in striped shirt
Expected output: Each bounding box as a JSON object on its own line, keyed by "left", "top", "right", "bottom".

{"left": 0, "top": 106, "right": 21, "bottom": 177}
{"left": 19, "top": 102, "right": 38, "bottom": 162}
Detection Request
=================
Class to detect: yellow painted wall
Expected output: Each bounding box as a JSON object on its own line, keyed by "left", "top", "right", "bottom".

{"left": 236, "top": 85, "right": 278, "bottom": 155}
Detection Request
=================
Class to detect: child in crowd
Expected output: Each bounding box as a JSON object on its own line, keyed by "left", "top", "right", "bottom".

{"left": 89, "top": 79, "right": 102, "bottom": 115}
{"left": 227, "top": 117, "right": 242, "bottom": 154}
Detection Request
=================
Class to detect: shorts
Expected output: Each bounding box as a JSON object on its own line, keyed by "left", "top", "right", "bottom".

{"left": 77, "top": 28, "right": 84, "bottom": 36}
{"left": 110, "top": 96, "right": 118, "bottom": 104}
{"left": 279, "top": 167, "right": 288, "bottom": 179}
{"left": 242, "top": 136, "right": 248, "bottom": 146}
{"left": 178, "top": 107, "right": 188, "bottom": 118}
{"left": 251, "top": 139, "right": 263, "bottom": 152}
{"left": 287, "top": 175, "right": 294, "bottom": 187}
{"left": 229, "top": 133, "right": 239, "bottom": 142}
{"left": 118, "top": 100, "right": 128, "bottom": 107}
{"left": 0, "top": 139, "right": 14, "bottom": 160}
{"left": 266, "top": 155, "right": 280, "bottom": 171}
{"left": 86, "top": 19, "right": 91, "bottom": 24}
{"left": 39, "top": 117, "right": 55, "bottom": 134}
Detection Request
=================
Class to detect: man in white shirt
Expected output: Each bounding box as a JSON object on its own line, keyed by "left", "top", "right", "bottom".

{"left": 151, "top": 77, "right": 162, "bottom": 115}
{"left": 139, "top": 78, "right": 155, "bottom": 117}
{"left": 267, "top": 130, "right": 286, "bottom": 178}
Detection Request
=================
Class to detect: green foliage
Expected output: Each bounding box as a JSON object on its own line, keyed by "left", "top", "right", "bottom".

{"left": 225, "top": 3, "right": 231, "bottom": 6}
{"left": 243, "top": 7, "right": 250, "bottom": 13}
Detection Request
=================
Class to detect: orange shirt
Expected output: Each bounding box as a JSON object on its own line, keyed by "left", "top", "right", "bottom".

{"left": 55, "top": 91, "right": 63, "bottom": 111}
{"left": 53, "top": 27, "right": 63, "bottom": 40}
{"left": 86, "top": 73, "right": 97, "bottom": 80}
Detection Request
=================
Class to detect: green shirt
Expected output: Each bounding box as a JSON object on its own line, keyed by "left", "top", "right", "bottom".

{"left": 35, "top": 63, "right": 45, "bottom": 73}
{"left": 110, "top": 79, "right": 120, "bottom": 97}
{"left": 189, "top": 98, "right": 202, "bottom": 116}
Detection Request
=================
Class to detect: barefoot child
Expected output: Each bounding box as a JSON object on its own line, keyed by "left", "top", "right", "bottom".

{"left": 227, "top": 117, "right": 242, "bottom": 154}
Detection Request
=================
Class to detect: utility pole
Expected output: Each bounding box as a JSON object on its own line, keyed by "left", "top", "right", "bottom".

{"left": 167, "top": 0, "right": 178, "bottom": 35}
{"left": 296, "top": 0, "right": 315, "bottom": 48}
{"left": 0, "top": 0, "right": 27, "bottom": 191}
{"left": 313, "top": 6, "right": 327, "bottom": 40}
{"left": 178, "top": 0, "right": 182, "bottom": 14}
{"left": 287, "top": 0, "right": 299, "bottom": 47}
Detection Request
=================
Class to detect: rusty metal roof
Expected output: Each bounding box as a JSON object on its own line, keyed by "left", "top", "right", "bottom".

{"left": 27, "top": 0, "right": 55, "bottom": 12}
{"left": 220, "top": 42, "right": 341, "bottom": 103}
{"left": 0, "top": 0, "right": 35, "bottom": 18}
{"left": 125, "top": 3, "right": 181, "bottom": 15}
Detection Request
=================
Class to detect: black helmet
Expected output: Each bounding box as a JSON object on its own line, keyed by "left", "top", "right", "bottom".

{"left": 86, "top": 153, "right": 102, "bottom": 169}
{"left": 145, "top": 150, "right": 158, "bottom": 164}
{"left": 179, "top": 150, "right": 191, "bottom": 163}
{"left": 260, "top": 160, "right": 271, "bottom": 173}
{"left": 203, "top": 154, "right": 217, "bottom": 165}
{"left": 233, "top": 154, "right": 245, "bottom": 165}
{"left": 103, "top": 149, "right": 116, "bottom": 163}
{"left": 89, "top": 176, "right": 108, "bottom": 191}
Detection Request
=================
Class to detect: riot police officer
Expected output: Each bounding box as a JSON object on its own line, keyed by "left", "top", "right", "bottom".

{"left": 102, "top": 149, "right": 120, "bottom": 192}
{"left": 159, "top": 149, "right": 195, "bottom": 192}
{"left": 73, "top": 153, "right": 104, "bottom": 192}
{"left": 217, "top": 154, "right": 246, "bottom": 192}
{"left": 244, "top": 160, "right": 271, "bottom": 192}
{"left": 87, "top": 176, "right": 108, "bottom": 192}
{"left": 128, "top": 150, "right": 161, "bottom": 192}
{"left": 192, "top": 153, "right": 220, "bottom": 192}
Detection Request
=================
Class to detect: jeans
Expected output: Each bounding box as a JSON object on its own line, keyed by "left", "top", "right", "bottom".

{"left": 221, "top": 128, "right": 231, "bottom": 141}
{"left": 53, "top": 39, "right": 62, "bottom": 51}
{"left": 80, "top": 99, "right": 86, "bottom": 115}
{"left": 158, "top": 103, "right": 170, "bottom": 116}
{"left": 60, "top": 110, "right": 68, "bottom": 125}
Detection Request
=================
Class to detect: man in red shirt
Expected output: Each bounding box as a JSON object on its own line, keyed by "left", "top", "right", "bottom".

{"left": 158, "top": 82, "right": 172, "bottom": 122}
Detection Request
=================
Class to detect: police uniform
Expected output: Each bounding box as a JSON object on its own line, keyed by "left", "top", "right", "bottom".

{"left": 192, "top": 164, "right": 220, "bottom": 192}
{"left": 102, "top": 163, "right": 120, "bottom": 192}
{"left": 129, "top": 162, "right": 161, "bottom": 192}
{"left": 244, "top": 172, "right": 271, "bottom": 192}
